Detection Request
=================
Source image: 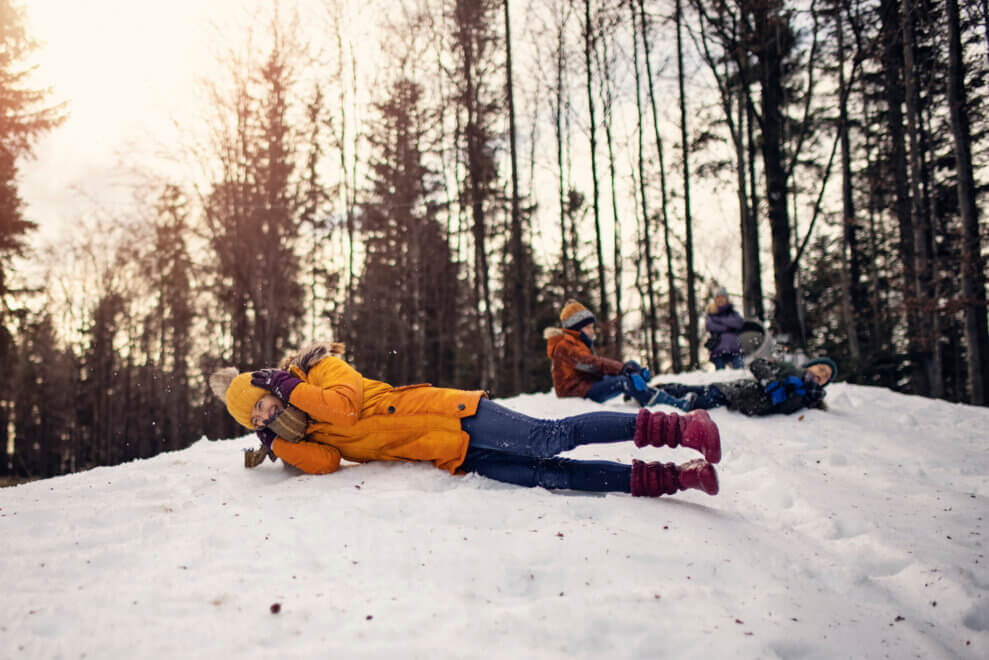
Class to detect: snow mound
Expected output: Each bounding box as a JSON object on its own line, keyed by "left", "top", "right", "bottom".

{"left": 2, "top": 382, "right": 986, "bottom": 659}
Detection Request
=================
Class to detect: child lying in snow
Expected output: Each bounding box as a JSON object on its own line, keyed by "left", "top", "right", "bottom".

{"left": 210, "top": 342, "right": 722, "bottom": 498}
{"left": 652, "top": 357, "right": 837, "bottom": 417}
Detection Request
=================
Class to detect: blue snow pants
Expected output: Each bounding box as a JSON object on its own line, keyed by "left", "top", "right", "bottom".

{"left": 458, "top": 398, "right": 636, "bottom": 493}
{"left": 585, "top": 374, "right": 655, "bottom": 407}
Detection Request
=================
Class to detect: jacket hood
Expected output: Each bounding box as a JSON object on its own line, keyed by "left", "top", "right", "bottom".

{"left": 543, "top": 327, "right": 566, "bottom": 340}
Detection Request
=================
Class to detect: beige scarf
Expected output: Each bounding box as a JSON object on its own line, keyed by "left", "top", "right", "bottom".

{"left": 244, "top": 405, "right": 310, "bottom": 468}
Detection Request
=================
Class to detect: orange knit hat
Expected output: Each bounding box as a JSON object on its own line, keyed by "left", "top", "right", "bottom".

{"left": 209, "top": 368, "right": 267, "bottom": 430}
{"left": 560, "top": 299, "right": 596, "bottom": 331}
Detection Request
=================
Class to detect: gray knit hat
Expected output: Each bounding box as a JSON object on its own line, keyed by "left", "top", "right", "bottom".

{"left": 560, "top": 299, "right": 596, "bottom": 331}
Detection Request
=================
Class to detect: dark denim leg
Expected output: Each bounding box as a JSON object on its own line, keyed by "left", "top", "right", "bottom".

{"left": 460, "top": 447, "right": 632, "bottom": 493}
{"left": 658, "top": 383, "right": 728, "bottom": 410}
{"left": 585, "top": 375, "right": 629, "bottom": 403}
{"left": 694, "top": 385, "right": 729, "bottom": 409}
{"left": 712, "top": 355, "right": 728, "bottom": 370}
{"left": 658, "top": 383, "right": 702, "bottom": 398}
{"left": 460, "top": 398, "right": 638, "bottom": 458}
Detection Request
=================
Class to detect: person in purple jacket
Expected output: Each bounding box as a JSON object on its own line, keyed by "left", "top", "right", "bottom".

{"left": 705, "top": 288, "right": 745, "bottom": 370}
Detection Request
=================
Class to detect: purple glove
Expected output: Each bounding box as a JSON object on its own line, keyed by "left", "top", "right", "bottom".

{"left": 251, "top": 369, "right": 303, "bottom": 403}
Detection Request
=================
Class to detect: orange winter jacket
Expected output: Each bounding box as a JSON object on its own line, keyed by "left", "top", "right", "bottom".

{"left": 270, "top": 356, "right": 485, "bottom": 475}
{"left": 544, "top": 328, "right": 624, "bottom": 398}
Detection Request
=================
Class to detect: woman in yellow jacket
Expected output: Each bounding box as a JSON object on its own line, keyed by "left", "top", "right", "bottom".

{"left": 210, "top": 342, "right": 722, "bottom": 498}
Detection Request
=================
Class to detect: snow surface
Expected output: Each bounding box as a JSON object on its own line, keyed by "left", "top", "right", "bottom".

{"left": 2, "top": 376, "right": 987, "bottom": 659}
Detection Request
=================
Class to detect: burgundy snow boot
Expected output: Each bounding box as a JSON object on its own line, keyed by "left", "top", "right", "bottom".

{"left": 674, "top": 459, "right": 720, "bottom": 495}
{"left": 630, "top": 459, "right": 719, "bottom": 497}
{"left": 633, "top": 408, "right": 721, "bottom": 464}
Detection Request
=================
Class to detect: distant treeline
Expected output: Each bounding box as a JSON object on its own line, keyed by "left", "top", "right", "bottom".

{"left": 1, "top": 0, "right": 987, "bottom": 479}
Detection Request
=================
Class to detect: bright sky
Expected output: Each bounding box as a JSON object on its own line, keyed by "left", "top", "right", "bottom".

{"left": 18, "top": 0, "right": 262, "bottom": 241}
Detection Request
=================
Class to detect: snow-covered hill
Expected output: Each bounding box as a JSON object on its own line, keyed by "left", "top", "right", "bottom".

{"left": 2, "top": 379, "right": 986, "bottom": 659}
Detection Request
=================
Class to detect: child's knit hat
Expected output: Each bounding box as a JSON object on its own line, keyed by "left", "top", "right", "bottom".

{"left": 803, "top": 357, "right": 838, "bottom": 384}
{"left": 560, "top": 300, "right": 596, "bottom": 331}
{"left": 209, "top": 367, "right": 266, "bottom": 429}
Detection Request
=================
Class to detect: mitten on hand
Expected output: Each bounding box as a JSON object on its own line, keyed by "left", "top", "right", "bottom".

{"left": 244, "top": 427, "right": 277, "bottom": 468}
{"left": 621, "top": 360, "right": 642, "bottom": 375}
{"left": 244, "top": 447, "right": 267, "bottom": 468}
{"left": 765, "top": 376, "right": 805, "bottom": 405}
{"left": 251, "top": 369, "right": 303, "bottom": 402}
{"left": 765, "top": 380, "right": 785, "bottom": 405}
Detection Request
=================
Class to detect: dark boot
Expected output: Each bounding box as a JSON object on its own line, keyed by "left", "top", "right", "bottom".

{"left": 630, "top": 459, "right": 719, "bottom": 497}
{"left": 633, "top": 409, "right": 721, "bottom": 463}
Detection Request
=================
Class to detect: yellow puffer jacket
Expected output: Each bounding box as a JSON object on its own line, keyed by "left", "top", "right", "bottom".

{"left": 270, "top": 356, "right": 485, "bottom": 475}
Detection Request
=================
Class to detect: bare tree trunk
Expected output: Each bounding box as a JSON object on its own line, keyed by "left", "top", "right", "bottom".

{"left": 738, "top": 85, "right": 762, "bottom": 322}
{"left": 504, "top": 0, "right": 525, "bottom": 393}
{"left": 837, "top": 2, "right": 863, "bottom": 368}
{"left": 637, "top": 0, "right": 682, "bottom": 372}
{"left": 552, "top": 3, "right": 572, "bottom": 297}
{"left": 582, "top": 0, "right": 610, "bottom": 347}
{"left": 468, "top": 106, "right": 498, "bottom": 393}
{"left": 947, "top": 0, "right": 989, "bottom": 405}
{"left": 597, "top": 18, "right": 624, "bottom": 359}
{"left": 455, "top": 0, "right": 499, "bottom": 392}
{"left": 746, "top": 87, "right": 762, "bottom": 318}
{"left": 879, "top": 0, "right": 924, "bottom": 392}
{"left": 629, "top": 0, "right": 658, "bottom": 368}
{"left": 334, "top": 24, "right": 354, "bottom": 348}
{"left": 901, "top": 0, "right": 938, "bottom": 396}
{"left": 752, "top": 1, "right": 802, "bottom": 346}
{"left": 675, "top": 0, "right": 699, "bottom": 369}
{"left": 862, "top": 93, "right": 887, "bottom": 348}
{"left": 982, "top": 0, "right": 989, "bottom": 66}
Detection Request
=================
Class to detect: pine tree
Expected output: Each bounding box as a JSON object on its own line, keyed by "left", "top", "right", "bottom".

{"left": 351, "top": 78, "right": 459, "bottom": 386}
{"left": 0, "top": 0, "right": 65, "bottom": 465}
{"left": 201, "top": 19, "right": 309, "bottom": 381}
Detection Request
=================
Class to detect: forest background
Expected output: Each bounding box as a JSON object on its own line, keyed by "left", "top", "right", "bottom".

{"left": 1, "top": 0, "right": 987, "bottom": 480}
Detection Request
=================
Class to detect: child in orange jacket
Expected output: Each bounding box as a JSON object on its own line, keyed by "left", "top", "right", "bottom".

{"left": 544, "top": 300, "right": 688, "bottom": 409}
{"left": 211, "top": 342, "right": 722, "bottom": 498}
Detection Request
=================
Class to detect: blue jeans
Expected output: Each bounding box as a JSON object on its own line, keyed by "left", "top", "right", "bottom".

{"left": 459, "top": 398, "right": 637, "bottom": 492}
{"left": 712, "top": 354, "right": 744, "bottom": 370}
{"left": 657, "top": 383, "right": 729, "bottom": 410}
{"left": 585, "top": 374, "right": 654, "bottom": 407}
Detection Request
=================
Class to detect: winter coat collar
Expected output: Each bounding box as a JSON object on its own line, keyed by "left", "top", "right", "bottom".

{"left": 544, "top": 327, "right": 594, "bottom": 348}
